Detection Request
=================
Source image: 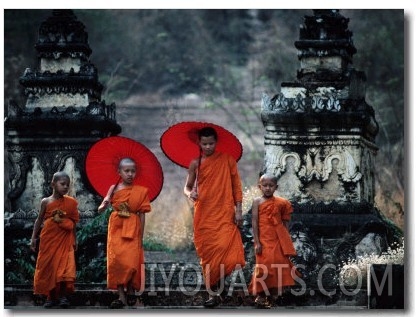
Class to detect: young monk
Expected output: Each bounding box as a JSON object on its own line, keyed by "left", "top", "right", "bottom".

{"left": 248, "top": 173, "right": 299, "bottom": 308}
{"left": 30, "top": 171, "right": 80, "bottom": 308}
{"left": 184, "top": 126, "right": 245, "bottom": 307}
{"left": 98, "top": 157, "right": 151, "bottom": 309}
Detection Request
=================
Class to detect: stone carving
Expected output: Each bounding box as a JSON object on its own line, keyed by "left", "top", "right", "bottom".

{"left": 263, "top": 143, "right": 365, "bottom": 203}
{"left": 15, "top": 157, "right": 45, "bottom": 213}
{"left": 277, "top": 155, "right": 303, "bottom": 200}
{"left": 6, "top": 150, "right": 28, "bottom": 200}
{"left": 326, "top": 95, "right": 341, "bottom": 112}
{"left": 322, "top": 149, "right": 362, "bottom": 183}
{"left": 263, "top": 92, "right": 344, "bottom": 114}
{"left": 263, "top": 146, "right": 283, "bottom": 175}
{"left": 293, "top": 93, "right": 306, "bottom": 112}
{"left": 311, "top": 95, "right": 325, "bottom": 111}
{"left": 277, "top": 153, "right": 301, "bottom": 175}
{"left": 299, "top": 148, "right": 321, "bottom": 182}
{"left": 274, "top": 92, "right": 289, "bottom": 111}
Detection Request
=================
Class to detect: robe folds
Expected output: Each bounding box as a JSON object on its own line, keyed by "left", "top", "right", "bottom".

{"left": 33, "top": 195, "right": 79, "bottom": 296}
{"left": 249, "top": 196, "right": 298, "bottom": 295}
{"left": 193, "top": 151, "right": 245, "bottom": 287}
{"left": 107, "top": 185, "right": 151, "bottom": 291}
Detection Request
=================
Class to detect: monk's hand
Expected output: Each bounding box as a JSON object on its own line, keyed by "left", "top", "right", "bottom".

{"left": 30, "top": 238, "right": 37, "bottom": 252}
{"left": 234, "top": 210, "right": 243, "bottom": 228}
{"left": 255, "top": 242, "right": 262, "bottom": 255}
{"left": 188, "top": 191, "right": 198, "bottom": 202}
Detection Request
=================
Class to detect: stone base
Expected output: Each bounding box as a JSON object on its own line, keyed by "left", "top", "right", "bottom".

{"left": 368, "top": 264, "right": 404, "bottom": 309}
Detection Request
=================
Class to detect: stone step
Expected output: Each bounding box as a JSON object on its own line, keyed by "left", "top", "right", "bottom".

{"left": 6, "top": 305, "right": 369, "bottom": 310}
{"left": 5, "top": 287, "right": 369, "bottom": 309}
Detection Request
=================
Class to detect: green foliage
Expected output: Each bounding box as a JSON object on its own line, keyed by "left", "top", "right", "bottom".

{"left": 76, "top": 209, "right": 109, "bottom": 246}
{"left": 4, "top": 238, "right": 35, "bottom": 284}
{"left": 143, "top": 237, "right": 172, "bottom": 252}
{"left": 75, "top": 209, "right": 109, "bottom": 283}
{"left": 76, "top": 255, "right": 107, "bottom": 284}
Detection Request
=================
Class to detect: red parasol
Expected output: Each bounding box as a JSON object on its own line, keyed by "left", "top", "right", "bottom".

{"left": 160, "top": 121, "right": 243, "bottom": 168}
{"left": 85, "top": 136, "right": 163, "bottom": 201}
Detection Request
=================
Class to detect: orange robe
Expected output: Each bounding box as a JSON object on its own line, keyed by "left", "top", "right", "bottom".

{"left": 249, "top": 196, "right": 297, "bottom": 295}
{"left": 33, "top": 195, "right": 79, "bottom": 296}
{"left": 193, "top": 151, "right": 245, "bottom": 287}
{"left": 107, "top": 185, "right": 151, "bottom": 291}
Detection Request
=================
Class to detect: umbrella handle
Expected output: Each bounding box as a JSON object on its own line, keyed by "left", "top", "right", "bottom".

{"left": 194, "top": 150, "right": 202, "bottom": 195}
{"left": 108, "top": 177, "right": 122, "bottom": 201}
{"left": 193, "top": 180, "right": 198, "bottom": 195}
{"left": 102, "top": 177, "right": 122, "bottom": 216}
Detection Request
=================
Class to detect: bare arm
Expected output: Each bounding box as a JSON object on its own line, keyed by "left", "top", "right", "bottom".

{"left": 228, "top": 157, "right": 243, "bottom": 226}
{"left": 283, "top": 220, "right": 290, "bottom": 231}
{"left": 251, "top": 198, "right": 262, "bottom": 255}
{"left": 73, "top": 219, "right": 78, "bottom": 251}
{"left": 139, "top": 213, "right": 145, "bottom": 248}
{"left": 98, "top": 185, "right": 116, "bottom": 213}
{"left": 234, "top": 201, "right": 243, "bottom": 227}
{"left": 184, "top": 159, "right": 198, "bottom": 202}
{"left": 30, "top": 198, "right": 47, "bottom": 252}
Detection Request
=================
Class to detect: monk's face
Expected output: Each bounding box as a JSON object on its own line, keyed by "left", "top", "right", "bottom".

{"left": 52, "top": 177, "right": 70, "bottom": 196}
{"left": 259, "top": 178, "right": 278, "bottom": 198}
{"left": 119, "top": 163, "right": 137, "bottom": 185}
{"left": 199, "top": 135, "right": 217, "bottom": 157}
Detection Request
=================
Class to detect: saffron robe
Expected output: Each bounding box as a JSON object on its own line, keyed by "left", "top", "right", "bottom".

{"left": 193, "top": 151, "right": 245, "bottom": 287}
{"left": 107, "top": 185, "right": 151, "bottom": 291}
{"left": 249, "top": 196, "right": 297, "bottom": 294}
{"left": 33, "top": 195, "right": 79, "bottom": 296}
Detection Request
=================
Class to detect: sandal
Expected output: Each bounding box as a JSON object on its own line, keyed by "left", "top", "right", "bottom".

{"left": 254, "top": 296, "right": 271, "bottom": 309}
{"left": 203, "top": 295, "right": 221, "bottom": 308}
{"left": 59, "top": 296, "right": 70, "bottom": 308}
{"left": 109, "top": 299, "right": 125, "bottom": 309}
{"left": 43, "top": 299, "right": 55, "bottom": 308}
{"left": 127, "top": 294, "right": 137, "bottom": 306}
{"left": 34, "top": 295, "right": 45, "bottom": 306}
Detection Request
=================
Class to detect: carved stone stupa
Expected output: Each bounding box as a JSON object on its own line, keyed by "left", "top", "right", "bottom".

{"left": 5, "top": 9, "right": 121, "bottom": 220}
{"left": 256, "top": 10, "right": 401, "bottom": 289}
{"left": 261, "top": 9, "right": 381, "bottom": 234}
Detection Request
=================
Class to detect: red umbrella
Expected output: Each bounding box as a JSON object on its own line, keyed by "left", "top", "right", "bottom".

{"left": 85, "top": 136, "right": 163, "bottom": 201}
{"left": 160, "top": 121, "right": 243, "bottom": 168}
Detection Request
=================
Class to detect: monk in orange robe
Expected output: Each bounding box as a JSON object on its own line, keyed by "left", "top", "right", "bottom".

{"left": 249, "top": 173, "right": 299, "bottom": 308}
{"left": 30, "top": 171, "right": 79, "bottom": 308}
{"left": 184, "top": 127, "right": 245, "bottom": 307}
{"left": 98, "top": 158, "right": 151, "bottom": 308}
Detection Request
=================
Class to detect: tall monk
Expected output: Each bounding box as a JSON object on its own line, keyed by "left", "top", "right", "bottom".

{"left": 184, "top": 126, "right": 245, "bottom": 307}
{"left": 30, "top": 171, "right": 80, "bottom": 308}
{"left": 98, "top": 157, "right": 151, "bottom": 309}
{"left": 248, "top": 173, "right": 299, "bottom": 308}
